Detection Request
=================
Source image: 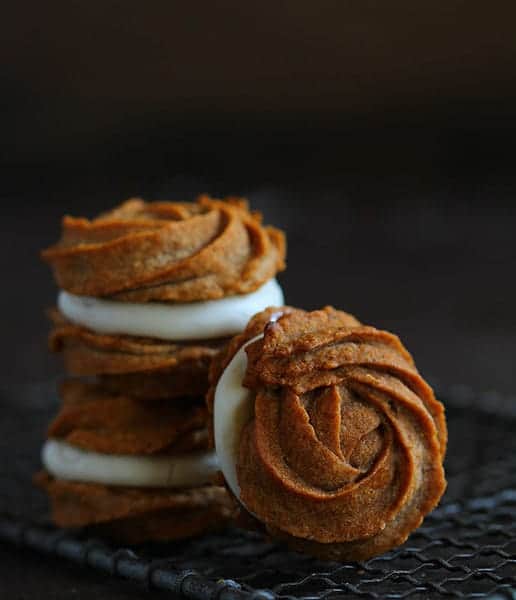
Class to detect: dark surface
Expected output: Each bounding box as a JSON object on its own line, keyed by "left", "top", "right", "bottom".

{"left": 0, "top": 546, "right": 150, "bottom": 600}
{"left": 1, "top": 381, "right": 515, "bottom": 599}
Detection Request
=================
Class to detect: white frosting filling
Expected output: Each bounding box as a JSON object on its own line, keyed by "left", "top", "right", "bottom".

{"left": 58, "top": 278, "right": 284, "bottom": 341}
{"left": 214, "top": 312, "right": 282, "bottom": 506}
{"left": 213, "top": 335, "right": 263, "bottom": 502}
{"left": 42, "top": 440, "right": 219, "bottom": 488}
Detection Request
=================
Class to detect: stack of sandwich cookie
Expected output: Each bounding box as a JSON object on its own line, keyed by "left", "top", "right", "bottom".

{"left": 37, "top": 196, "right": 286, "bottom": 542}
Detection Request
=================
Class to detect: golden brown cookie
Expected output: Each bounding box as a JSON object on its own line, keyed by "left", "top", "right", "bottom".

{"left": 35, "top": 472, "right": 234, "bottom": 542}
{"left": 37, "top": 196, "right": 285, "bottom": 543}
{"left": 49, "top": 380, "right": 209, "bottom": 455}
{"left": 48, "top": 309, "right": 224, "bottom": 398}
{"left": 41, "top": 196, "right": 286, "bottom": 301}
{"left": 208, "top": 306, "right": 447, "bottom": 560}
{"left": 97, "top": 368, "right": 210, "bottom": 401}
{"left": 38, "top": 379, "right": 233, "bottom": 541}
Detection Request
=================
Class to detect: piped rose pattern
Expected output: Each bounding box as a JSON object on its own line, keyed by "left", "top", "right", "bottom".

{"left": 211, "top": 306, "right": 447, "bottom": 560}
{"left": 42, "top": 196, "right": 286, "bottom": 302}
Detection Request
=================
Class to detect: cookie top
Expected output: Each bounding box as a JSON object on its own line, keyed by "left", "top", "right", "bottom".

{"left": 209, "top": 306, "right": 447, "bottom": 560}
{"left": 41, "top": 196, "right": 286, "bottom": 302}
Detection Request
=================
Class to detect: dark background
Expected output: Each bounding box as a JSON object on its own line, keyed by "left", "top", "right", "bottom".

{"left": 1, "top": 3, "right": 516, "bottom": 597}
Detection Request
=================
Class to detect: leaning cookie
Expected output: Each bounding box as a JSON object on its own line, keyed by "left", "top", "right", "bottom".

{"left": 207, "top": 306, "right": 447, "bottom": 560}
{"left": 36, "top": 380, "right": 234, "bottom": 542}
{"left": 41, "top": 196, "right": 286, "bottom": 397}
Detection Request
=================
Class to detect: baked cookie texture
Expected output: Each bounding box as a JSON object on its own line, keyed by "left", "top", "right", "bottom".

{"left": 37, "top": 196, "right": 284, "bottom": 542}
{"left": 42, "top": 196, "right": 286, "bottom": 398}
{"left": 41, "top": 195, "right": 286, "bottom": 301}
{"left": 208, "top": 306, "right": 447, "bottom": 560}
{"left": 36, "top": 474, "right": 232, "bottom": 543}
{"left": 36, "top": 381, "right": 234, "bottom": 541}
{"left": 47, "top": 308, "right": 223, "bottom": 399}
{"left": 48, "top": 380, "right": 210, "bottom": 454}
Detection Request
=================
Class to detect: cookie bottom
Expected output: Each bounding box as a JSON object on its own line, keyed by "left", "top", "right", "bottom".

{"left": 89, "top": 505, "right": 229, "bottom": 543}
{"left": 233, "top": 506, "right": 413, "bottom": 561}
{"left": 35, "top": 471, "right": 234, "bottom": 542}
{"left": 266, "top": 524, "right": 411, "bottom": 562}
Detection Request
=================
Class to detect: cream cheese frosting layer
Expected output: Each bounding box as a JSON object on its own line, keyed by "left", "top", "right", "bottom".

{"left": 58, "top": 278, "right": 284, "bottom": 341}
{"left": 214, "top": 334, "right": 263, "bottom": 504}
{"left": 42, "top": 440, "right": 219, "bottom": 488}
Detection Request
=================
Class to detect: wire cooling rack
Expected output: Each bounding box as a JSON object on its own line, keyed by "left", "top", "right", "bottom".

{"left": 0, "top": 381, "right": 515, "bottom": 599}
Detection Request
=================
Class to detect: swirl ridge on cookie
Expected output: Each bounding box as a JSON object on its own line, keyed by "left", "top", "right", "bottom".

{"left": 41, "top": 196, "right": 286, "bottom": 302}
{"left": 209, "top": 306, "right": 447, "bottom": 560}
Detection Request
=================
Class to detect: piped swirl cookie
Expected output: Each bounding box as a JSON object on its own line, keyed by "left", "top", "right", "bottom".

{"left": 41, "top": 195, "right": 286, "bottom": 301}
{"left": 36, "top": 380, "right": 234, "bottom": 542}
{"left": 41, "top": 196, "right": 286, "bottom": 398}
{"left": 208, "top": 306, "right": 447, "bottom": 560}
{"left": 37, "top": 196, "right": 285, "bottom": 542}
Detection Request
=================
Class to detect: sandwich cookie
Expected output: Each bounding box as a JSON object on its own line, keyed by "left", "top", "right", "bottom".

{"left": 208, "top": 306, "right": 447, "bottom": 560}
{"left": 42, "top": 196, "right": 286, "bottom": 398}
{"left": 36, "top": 381, "right": 233, "bottom": 542}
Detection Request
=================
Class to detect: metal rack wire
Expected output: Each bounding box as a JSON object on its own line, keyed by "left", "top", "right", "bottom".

{"left": 0, "top": 381, "right": 515, "bottom": 599}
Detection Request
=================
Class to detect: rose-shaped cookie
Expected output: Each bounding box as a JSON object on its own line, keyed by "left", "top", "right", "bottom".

{"left": 41, "top": 195, "right": 286, "bottom": 301}
{"left": 208, "top": 306, "right": 447, "bottom": 560}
